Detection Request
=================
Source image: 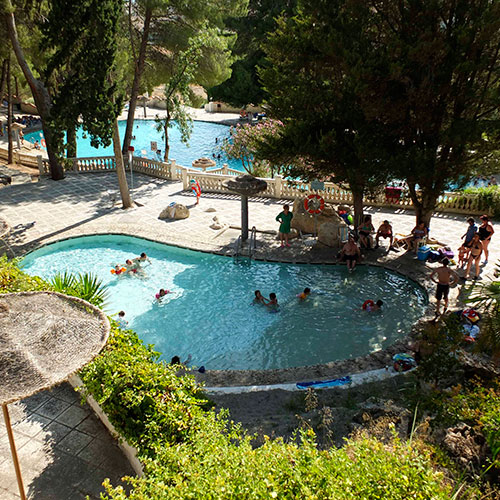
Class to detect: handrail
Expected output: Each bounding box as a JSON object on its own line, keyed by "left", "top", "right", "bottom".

{"left": 233, "top": 235, "right": 242, "bottom": 260}
{"left": 249, "top": 226, "right": 257, "bottom": 260}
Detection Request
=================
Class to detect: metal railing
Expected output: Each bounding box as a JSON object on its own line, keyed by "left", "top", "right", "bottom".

{"left": 249, "top": 226, "right": 257, "bottom": 260}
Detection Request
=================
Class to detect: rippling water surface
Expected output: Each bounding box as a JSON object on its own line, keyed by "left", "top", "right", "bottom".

{"left": 22, "top": 235, "right": 427, "bottom": 370}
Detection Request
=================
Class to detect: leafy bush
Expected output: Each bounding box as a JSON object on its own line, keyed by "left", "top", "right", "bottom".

{"left": 0, "top": 255, "right": 51, "bottom": 293}
{"left": 461, "top": 185, "right": 500, "bottom": 218}
{"left": 432, "top": 379, "right": 500, "bottom": 471}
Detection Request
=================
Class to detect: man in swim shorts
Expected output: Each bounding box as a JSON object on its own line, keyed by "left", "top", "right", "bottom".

{"left": 375, "top": 220, "right": 394, "bottom": 250}
{"left": 430, "top": 258, "right": 458, "bottom": 316}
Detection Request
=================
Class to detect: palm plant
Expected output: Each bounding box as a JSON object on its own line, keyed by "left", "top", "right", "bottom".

{"left": 50, "top": 272, "right": 109, "bottom": 307}
{"left": 466, "top": 261, "right": 500, "bottom": 311}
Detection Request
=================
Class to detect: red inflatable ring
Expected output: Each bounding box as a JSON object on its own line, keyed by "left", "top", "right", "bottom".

{"left": 304, "top": 194, "right": 325, "bottom": 215}
{"left": 41, "top": 138, "right": 47, "bottom": 148}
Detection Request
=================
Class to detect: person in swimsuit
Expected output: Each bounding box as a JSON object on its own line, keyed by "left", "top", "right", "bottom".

{"left": 478, "top": 215, "right": 494, "bottom": 264}
{"left": 265, "top": 292, "right": 279, "bottom": 311}
{"left": 464, "top": 233, "right": 483, "bottom": 280}
{"left": 253, "top": 290, "right": 268, "bottom": 305}
{"left": 276, "top": 204, "right": 293, "bottom": 247}
{"left": 298, "top": 288, "right": 311, "bottom": 301}
{"left": 409, "top": 222, "right": 428, "bottom": 252}
{"left": 341, "top": 235, "right": 361, "bottom": 271}
{"left": 430, "top": 258, "right": 458, "bottom": 315}
{"left": 358, "top": 215, "right": 375, "bottom": 249}
{"left": 375, "top": 220, "right": 394, "bottom": 249}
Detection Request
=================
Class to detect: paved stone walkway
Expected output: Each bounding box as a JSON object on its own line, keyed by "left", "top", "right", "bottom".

{"left": 0, "top": 383, "right": 133, "bottom": 499}
{"left": 0, "top": 171, "right": 499, "bottom": 498}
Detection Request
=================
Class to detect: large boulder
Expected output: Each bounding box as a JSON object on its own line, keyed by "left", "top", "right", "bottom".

{"left": 316, "top": 221, "right": 342, "bottom": 247}
{"left": 159, "top": 203, "right": 189, "bottom": 220}
{"left": 291, "top": 199, "right": 346, "bottom": 236}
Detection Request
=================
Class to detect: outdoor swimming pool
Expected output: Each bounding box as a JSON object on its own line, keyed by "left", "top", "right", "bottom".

{"left": 21, "top": 235, "right": 427, "bottom": 370}
{"left": 24, "top": 119, "right": 241, "bottom": 171}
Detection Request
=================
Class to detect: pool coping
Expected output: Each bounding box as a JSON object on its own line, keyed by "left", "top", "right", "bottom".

{"left": 17, "top": 229, "right": 440, "bottom": 388}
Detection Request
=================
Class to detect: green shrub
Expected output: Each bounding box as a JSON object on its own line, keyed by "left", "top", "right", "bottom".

{"left": 461, "top": 185, "right": 500, "bottom": 218}
{"left": 0, "top": 255, "right": 51, "bottom": 293}
{"left": 50, "top": 271, "right": 109, "bottom": 307}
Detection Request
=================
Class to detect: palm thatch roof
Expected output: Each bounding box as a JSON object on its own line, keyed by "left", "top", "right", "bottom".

{"left": 0, "top": 292, "right": 110, "bottom": 405}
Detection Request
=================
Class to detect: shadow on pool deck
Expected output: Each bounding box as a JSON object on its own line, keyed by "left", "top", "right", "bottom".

{"left": 0, "top": 384, "right": 134, "bottom": 500}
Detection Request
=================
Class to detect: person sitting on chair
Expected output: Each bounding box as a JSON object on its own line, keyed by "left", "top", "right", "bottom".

{"left": 375, "top": 220, "right": 394, "bottom": 250}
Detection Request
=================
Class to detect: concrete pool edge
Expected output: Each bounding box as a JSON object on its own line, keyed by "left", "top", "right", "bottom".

{"left": 17, "top": 230, "right": 436, "bottom": 387}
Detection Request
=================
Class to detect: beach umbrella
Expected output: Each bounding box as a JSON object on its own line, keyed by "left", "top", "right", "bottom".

{"left": 222, "top": 174, "right": 267, "bottom": 241}
{"left": 0, "top": 291, "right": 110, "bottom": 499}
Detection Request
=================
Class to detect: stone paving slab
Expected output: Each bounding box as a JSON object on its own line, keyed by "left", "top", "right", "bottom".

{"left": 0, "top": 384, "right": 134, "bottom": 499}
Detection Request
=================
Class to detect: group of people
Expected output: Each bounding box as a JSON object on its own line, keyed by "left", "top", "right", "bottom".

{"left": 253, "top": 290, "right": 280, "bottom": 311}
{"left": 457, "top": 215, "right": 494, "bottom": 279}
{"left": 112, "top": 252, "right": 151, "bottom": 276}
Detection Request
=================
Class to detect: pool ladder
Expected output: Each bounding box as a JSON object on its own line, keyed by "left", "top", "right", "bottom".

{"left": 233, "top": 226, "right": 257, "bottom": 264}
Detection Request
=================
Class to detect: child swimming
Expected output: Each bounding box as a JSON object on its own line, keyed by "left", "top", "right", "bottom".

{"left": 253, "top": 290, "right": 267, "bottom": 305}
{"left": 117, "top": 310, "right": 128, "bottom": 328}
{"left": 155, "top": 289, "right": 171, "bottom": 300}
{"left": 297, "top": 288, "right": 311, "bottom": 300}
{"left": 266, "top": 292, "right": 279, "bottom": 312}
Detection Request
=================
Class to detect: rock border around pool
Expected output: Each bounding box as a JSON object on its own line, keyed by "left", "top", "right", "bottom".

{"left": 15, "top": 230, "right": 439, "bottom": 388}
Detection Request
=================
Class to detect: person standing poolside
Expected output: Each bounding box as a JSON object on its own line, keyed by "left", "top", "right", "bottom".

{"left": 341, "top": 235, "right": 361, "bottom": 272}
{"left": 462, "top": 217, "right": 477, "bottom": 247}
{"left": 276, "top": 205, "right": 293, "bottom": 247}
{"left": 478, "top": 215, "right": 494, "bottom": 264}
{"left": 464, "top": 233, "right": 483, "bottom": 280}
{"left": 430, "top": 258, "right": 458, "bottom": 315}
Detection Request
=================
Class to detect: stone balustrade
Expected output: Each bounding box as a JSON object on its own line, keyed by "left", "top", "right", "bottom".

{"left": 22, "top": 152, "right": 494, "bottom": 216}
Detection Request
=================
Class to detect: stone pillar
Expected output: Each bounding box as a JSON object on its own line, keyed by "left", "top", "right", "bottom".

{"left": 241, "top": 195, "right": 249, "bottom": 241}
{"left": 274, "top": 175, "right": 283, "bottom": 198}
{"left": 36, "top": 155, "right": 44, "bottom": 176}
{"left": 222, "top": 163, "right": 228, "bottom": 175}
{"left": 182, "top": 168, "right": 188, "bottom": 189}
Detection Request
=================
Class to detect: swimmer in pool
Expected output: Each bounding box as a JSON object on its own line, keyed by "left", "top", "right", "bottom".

{"left": 362, "top": 299, "right": 383, "bottom": 312}
{"left": 156, "top": 289, "right": 170, "bottom": 301}
{"left": 117, "top": 310, "right": 128, "bottom": 328}
{"left": 125, "top": 259, "right": 138, "bottom": 274}
{"left": 266, "top": 292, "right": 279, "bottom": 311}
{"left": 297, "top": 288, "right": 311, "bottom": 301}
{"left": 134, "top": 252, "right": 151, "bottom": 267}
{"left": 253, "top": 290, "right": 267, "bottom": 305}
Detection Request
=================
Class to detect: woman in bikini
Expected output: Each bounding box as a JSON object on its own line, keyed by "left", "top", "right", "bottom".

{"left": 478, "top": 215, "right": 494, "bottom": 264}
{"left": 358, "top": 215, "right": 375, "bottom": 249}
{"left": 409, "top": 222, "right": 428, "bottom": 252}
{"left": 464, "top": 233, "right": 483, "bottom": 280}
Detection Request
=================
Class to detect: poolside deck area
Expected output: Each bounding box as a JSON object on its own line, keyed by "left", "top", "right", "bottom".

{"left": 0, "top": 171, "right": 499, "bottom": 498}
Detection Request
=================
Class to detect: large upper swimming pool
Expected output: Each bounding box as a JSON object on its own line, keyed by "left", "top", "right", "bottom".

{"left": 21, "top": 235, "right": 427, "bottom": 370}
{"left": 24, "top": 119, "right": 241, "bottom": 171}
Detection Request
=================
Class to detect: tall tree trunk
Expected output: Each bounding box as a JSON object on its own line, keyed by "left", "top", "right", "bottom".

{"left": 14, "top": 75, "right": 18, "bottom": 98}
{"left": 7, "top": 57, "right": 13, "bottom": 164}
{"left": 122, "top": 7, "right": 153, "bottom": 155}
{"left": 66, "top": 125, "right": 77, "bottom": 158}
{"left": 112, "top": 119, "right": 134, "bottom": 208}
{"left": 163, "top": 121, "right": 170, "bottom": 162}
{"left": 351, "top": 188, "right": 364, "bottom": 228}
{"left": 0, "top": 59, "right": 7, "bottom": 104}
{"left": 4, "top": 6, "right": 65, "bottom": 180}
{"left": 407, "top": 182, "right": 435, "bottom": 228}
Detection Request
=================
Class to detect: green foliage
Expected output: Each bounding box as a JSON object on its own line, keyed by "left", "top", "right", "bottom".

{"left": 414, "top": 316, "right": 464, "bottom": 386}
{"left": 208, "top": 0, "right": 298, "bottom": 107}
{"left": 431, "top": 379, "right": 500, "bottom": 471}
{"left": 0, "top": 255, "right": 50, "bottom": 293}
{"left": 50, "top": 271, "right": 109, "bottom": 307}
{"left": 78, "top": 325, "right": 210, "bottom": 456}
{"left": 41, "top": 0, "right": 123, "bottom": 155}
{"left": 461, "top": 186, "right": 500, "bottom": 218}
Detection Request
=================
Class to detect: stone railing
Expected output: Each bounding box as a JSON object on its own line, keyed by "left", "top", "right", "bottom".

{"left": 0, "top": 147, "right": 40, "bottom": 169}
{"left": 35, "top": 154, "right": 491, "bottom": 215}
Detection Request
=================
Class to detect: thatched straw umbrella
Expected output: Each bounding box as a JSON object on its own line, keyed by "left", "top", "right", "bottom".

{"left": 0, "top": 292, "right": 110, "bottom": 500}
{"left": 222, "top": 174, "right": 267, "bottom": 241}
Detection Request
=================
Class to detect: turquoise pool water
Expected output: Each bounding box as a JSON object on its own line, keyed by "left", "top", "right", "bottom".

{"left": 21, "top": 235, "right": 427, "bottom": 370}
{"left": 24, "top": 119, "right": 241, "bottom": 171}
